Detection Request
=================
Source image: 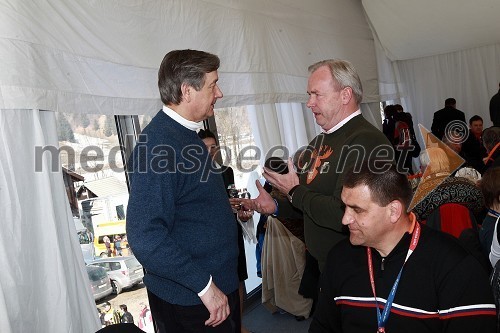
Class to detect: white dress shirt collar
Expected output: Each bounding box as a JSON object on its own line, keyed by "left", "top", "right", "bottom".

{"left": 323, "top": 110, "right": 362, "bottom": 134}
{"left": 162, "top": 105, "right": 203, "bottom": 132}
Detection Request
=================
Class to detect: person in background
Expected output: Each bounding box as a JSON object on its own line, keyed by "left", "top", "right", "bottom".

{"left": 103, "top": 235, "right": 112, "bottom": 257}
{"left": 102, "top": 302, "right": 120, "bottom": 326}
{"left": 119, "top": 304, "right": 134, "bottom": 323}
{"left": 383, "top": 104, "right": 421, "bottom": 174}
{"left": 113, "top": 235, "right": 122, "bottom": 256}
{"left": 478, "top": 167, "right": 500, "bottom": 265}
{"left": 126, "top": 49, "right": 240, "bottom": 332}
{"left": 411, "top": 147, "right": 484, "bottom": 223}
{"left": 439, "top": 131, "right": 482, "bottom": 182}
{"left": 97, "top": 307, "right": 106, "bottom": 327}
{"left": 138, "top": 302, "right": 154, "bottom": 333}
{"left": 481, "top": 167, "right": 500, "bottom": 330}
{"left": 431, "top": 98, "right": 466, "bottom": 141}
{"left": 490, "top": 82, "right": 500, "bottom": 127}
{"left": 482, "top": 126, "right": 500, "bottom": 172}
{"left": 441, "top": 133, "right": 463, "bottom": 155}
{"left": 461, "top": 115, "right": 487, "bottom": 174}
{"left": 309, "top": 162, "right": 496, "bottom": 333}
{"left": 412, "top": 147, "right": 490, "bottom": 273}
{"left": 198, "top": 128, "right": 252, "bottom": 333}
{"left": 382, "top": 104, "right": 397, "bottom": 140}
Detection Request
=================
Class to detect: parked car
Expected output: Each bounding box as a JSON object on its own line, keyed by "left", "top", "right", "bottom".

{"left": 88, "top": 256, "right": 144, "bottom": 294}
{"left": 86, "top": 265, "right": 113, "bottom": 301}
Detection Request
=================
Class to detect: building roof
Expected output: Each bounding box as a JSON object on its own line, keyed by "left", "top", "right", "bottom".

{"left": 62, "top": 167, "right": 84, "bottom": 181}
{"left": 82, "top": 176, "right": 128, "bottom": 198}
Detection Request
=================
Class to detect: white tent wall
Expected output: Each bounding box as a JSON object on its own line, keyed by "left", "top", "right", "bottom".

{"left": 0, "top": 110, "right": 101, "bottom": 333}
{"left": 0, "top": 0, "right": 379, "bottom": 115}
{"left": 362, "top": 0, "right": 500, "bottom": 62}
{"left": 363, "top": 0, "right": 500, "bottom": 132}
{"left": 392, "top": 43, "right": 500, "bottom": 133}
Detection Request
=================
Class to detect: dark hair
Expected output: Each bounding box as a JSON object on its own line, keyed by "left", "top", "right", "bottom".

{"left": 343, "top": 161, "right": 413, "bottom": 211}
{"left": 445, "top": 98, "right": 456, "bottom": 107}
{"left": 383, "top": 104, "right": 396, "bottom": 119}
{"left": 158, "top": 49, "right": 220, "bottom": 106}
{"left": 104, "top": 302, "right": 111, "bottom": 307}
{"left": 393, "top": 104, "right": 404, "bottom": 112}
{"left": 479, "top": 167, "right": 500, "bottom": 208}
{"left": 469, "top": 115, "right": 483, "bottom": 125}
{"left": 119, "top": 304, "right": 128, "bottom": 312}
{"left": 483, "top": 126, "right": 500, "bottom": 151}
{"left": 198, "top": 128, "right": 217, "bottom": 140}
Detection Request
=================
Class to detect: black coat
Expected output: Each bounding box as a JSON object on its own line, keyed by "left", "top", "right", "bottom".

{"left": 431, "top": 106, "right": 466, "bottom": 140}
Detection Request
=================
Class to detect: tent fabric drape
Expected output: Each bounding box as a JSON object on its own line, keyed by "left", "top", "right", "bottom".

{"left": 0, "top": 0, "right": 379, "bottom": 115}
{"left": 360, "top": 102, "right": 383, "bottom": 131}
{"left": 247, "top": 103, "right": 319, "bottom": 162}
{"left": 362, "top": 0, "right": 500, "bottom": 62}
{"left": 0, "top": 109, "right": 101, "bottom": 333}
{"left": 391, "top": 43, "right": 500, "bottom": 132}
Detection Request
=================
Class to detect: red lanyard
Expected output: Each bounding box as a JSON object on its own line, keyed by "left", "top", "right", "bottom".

{"left": 367, "top": 215, "right": 420, "bottom": 332}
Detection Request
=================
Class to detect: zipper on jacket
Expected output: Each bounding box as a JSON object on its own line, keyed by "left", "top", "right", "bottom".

{"left": 381, "top": 257, "right": 385, "bottom": 271}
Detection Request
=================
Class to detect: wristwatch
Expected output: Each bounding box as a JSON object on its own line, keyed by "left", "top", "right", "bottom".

{"left": 287, "top": 185, "right": 300, "bottom": 203}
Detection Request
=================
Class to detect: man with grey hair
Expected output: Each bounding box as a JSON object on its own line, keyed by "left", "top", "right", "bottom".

{"left": 127, "top": 49, "right": 240, "bottom": 332}
{"left": 239, "top": 59, "right": 393, "bottom": 271}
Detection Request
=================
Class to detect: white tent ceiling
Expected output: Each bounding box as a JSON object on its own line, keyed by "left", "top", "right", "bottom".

{"left": 0, "top": 0, "right": 379, "bottom": 114}
{"left": 363, "top": 0, "right": 500, "bottom": 61}
{"left": 2, "top": 0, "right": 499, "bottom": 115}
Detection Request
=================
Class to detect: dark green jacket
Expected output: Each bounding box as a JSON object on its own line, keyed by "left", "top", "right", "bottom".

{"left": 278, "top": 114, "right": 393, "bottom": 270}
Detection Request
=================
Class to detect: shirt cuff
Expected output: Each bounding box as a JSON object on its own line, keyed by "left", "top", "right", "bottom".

{"left": 271, "top": 199, "right": 279, "bottom": 217}
{"left": 198, "top": 275, "right": 212, "bottom": 297}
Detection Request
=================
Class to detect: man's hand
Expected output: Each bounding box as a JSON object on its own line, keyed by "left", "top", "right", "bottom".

{"left": 200, "top": 282, "right": 230, "bottom": 327}
{"left": 263, "top": 158, "right": 299, "bottom": 195}
{"left": 232, "top": 180, "right": 276, "bottom": 215}
{"left": 237, "top": 208, "right": 253, "bottom": 222}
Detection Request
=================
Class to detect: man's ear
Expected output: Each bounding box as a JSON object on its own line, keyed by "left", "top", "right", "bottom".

{"left": 181, "top": 83, "right": 191, "bottom": 103}
{"left": 341, "top": 87, "right": 353, "bottom": 104}
{"left": 389, "top": 200, "right": 403, "bottom": 223}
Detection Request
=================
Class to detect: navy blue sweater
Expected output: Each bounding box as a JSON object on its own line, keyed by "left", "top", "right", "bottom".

{"left": 126, "top": 111, "right": 239, "bottom": 306}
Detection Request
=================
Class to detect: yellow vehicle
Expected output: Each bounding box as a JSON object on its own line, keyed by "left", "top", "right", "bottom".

{"left": 93, "top": 220, "right": 130, "bottom": 257}
{"left": 79, "top": 195, "right": 130, "bottom": 258}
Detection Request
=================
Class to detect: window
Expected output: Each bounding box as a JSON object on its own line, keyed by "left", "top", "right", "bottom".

{"left": 212, "top": 106, "right": 259, "bottom": 189}
{"left": 56, "top": 112, "right": 130, "bottom": 251}
{"left": 212, "top": 106, "right": 261, "bottom": 293}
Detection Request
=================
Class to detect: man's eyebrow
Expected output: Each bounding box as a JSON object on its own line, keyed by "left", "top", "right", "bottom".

{"left": 345, "top": 203, "right": 363, "bottom": 210}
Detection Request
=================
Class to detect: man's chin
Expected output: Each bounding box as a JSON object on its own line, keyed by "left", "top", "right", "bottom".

{"left": 349, "top": 236, "right": 363, "bottom": 246}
